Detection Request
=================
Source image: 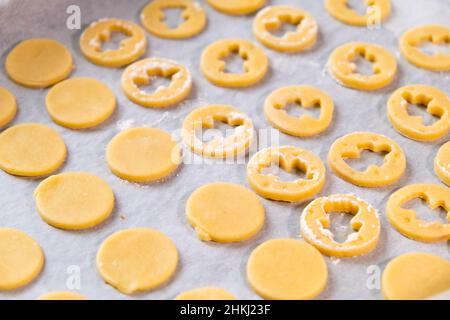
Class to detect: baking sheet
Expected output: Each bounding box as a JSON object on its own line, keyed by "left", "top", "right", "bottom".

{"left": 0, "top": 0, "right": 449, "bottom": 300}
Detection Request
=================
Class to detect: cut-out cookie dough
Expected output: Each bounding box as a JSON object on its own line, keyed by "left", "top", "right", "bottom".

{"left": 186, "top": 182, "right": 265, "bottom": 242}
{"left": 387, "top": 85, "right": 450, "bottom": 141}
{"left": 175, "top": 287, "right": 237, "bottom": 300}
{"left": 264, "top": 85, "right": 334, "bottom": 137}
{"left": 247, "top": 239, "right": 327, "bottom": 300}
{"left": 106, "top": 127, "right": 181, "bottom": 183}
{"left": 253, "top": 5, "right": 318, "bottom": 53}
{"left": 328, "top": 132, "right": 406, "bottom": 187}
{"left": 182, "top": 105, "right": 254, "bottom": 158}
{"left": 435, "top": 141, "right": 450, "bottom": 186}
{"left": 80, "top": 18, "right": 147, "bottom": 67}
{"left": 200, "top": 39, "right": 268, "bottom": 88}
{"left": 35, "top": 172, "right": 115, "bottom": 230}
{"left": 328, "top": 42, "right": 397, "bottom": 90}
{"left": 0, "top": 228, "right": 44, "bottom": 291}
{"left": 0, "top": 123, "right": 66, "bottom": 177}
{"left": 300, "top": 194, "right": 380, "bottom": 257}
{"left": 141, "top": 0, "right": 206, "bottom": 39}
{"left": 207, "top": 0, "right": 265, "bottom": 15}
{"left": 38, "top": 292, "right": 88, "bottom": 300}
{"left": 122, "top": 58, "right": 192, "bottom": 108}
{"left": 382, "top": 252, "right": 450, "bottom": 300}
{"left": 325, "top": 0, "right": 391, "bottom": 27}
{"left": 247, "top": 146, "right": 326, "bottom": 202}
{"left": 97, "top": 228, "right": 178, "bottom": 294}
{"left": 400, "top": 25, "right": 450, "bottom": 72}
{"left": 46, "top": 77, "right": 116, "bottom": 129}
{"left": 386, "top": 183, "right": 450, "bottom": 242}
{"left": 6, "top": 38, "right": 73, "bottom": 88}
{"left": 0, "top": 87, "right": 17, "bottom": 128}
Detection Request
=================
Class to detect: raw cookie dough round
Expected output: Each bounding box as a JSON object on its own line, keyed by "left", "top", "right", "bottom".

{"left": 382, "top": 252, "right": 450, "bottom": 300}
{"left": 141, "top": 0, "right": 207, "bottom": 39}
{"left": 97, "top": 228, "right": 178, "bottom": 294}
{"left": 0, "top": 123, "right": 67, "bottom": 177}
{"left": 186, "top": 182, "right": 265, "bottom": 242}
{"left": 253, "top": 5, "right": 318, "bottom": 53}
{"left": 435, "top": 141, "right": 450, "bottom": 186}
{"left": 35, "top": 172, "right": 115, "bottom": 230}
{"left": 325, "top": 0, "right": 391, "bottom": 27}
{"left": 38, "top": 292, "right": 87, "bottom": 300}
{"left": 0, "top": 228, "right": 44, "bottom": 291}
{"left": 106, "top": 127, "right": 181, "bottom": 183}
{"left": 175, "top": 287, "right": 236, "bottom": 300}
{"left": 46, "top": 77, "right": 116, "bottom": 129}
{"left": 247, "top": 239, "right": 327, "bottom": 300}
{"left": 6, "top": 38, "right": 73, "bottom": 88}
{"left": 0, "top": 86, "right": 17, "bottom": 128}
{"left": 207, "top": 0, "right": 265, "bottom": 15}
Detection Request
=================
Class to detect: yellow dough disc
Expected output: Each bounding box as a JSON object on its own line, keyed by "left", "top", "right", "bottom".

{"left": 0, "top": 123, "right": 67, "bottom": 177}
{"left": 247, "top": 146, "right": 326, "bottom": 202}
{"left": 400, "top": 25, "right": 450, "bottom": 72}
{"left": 207, "top": 0, "right": 265, "bottom": 15}
{"left": 253, "top": 6, "right": 318, "bottom": 53}
{"left": 382, "top": 252, "right": 450, "bottom": 300}
{"left": 35, "top": 172, "right": 115, "bottom": 230}
{"left": 121, "top": 58, "right": 192, "bottom": 108}
{"left": 200, "top": 39, "right": 269, "bottom": 88}
{"left": 386, "top": 183, "right": 450, "bottom": 242}
{"left": 247, "top": 239, "right": 327, "bottom": 300}
{"left": 186, "top": 182, "right": 265, "bottom": 242}
{"left": 328, "top": 132, "right": 406, "bottom": 187}
{"left": 0, "top": 86, "right": 17, "bottom": 128}
{"left": 97, "top": 228, "right": 178, "bottom": 294}
{"left": 141, "top": 0, "right": 207, "bottom": 39}
{"left": 435, "top": 141, "right": 450, "bottom": 186}
{"left": 175, "top": 287, "right": 237, "bottom": 300}
{"left": 38, "top": 292, "right": 87, "bottom": 300}
{"left": 328, "top": 42, "right": 397, "bottom": 91}
{"left": 80, "top": 18, "right": 147, "bottom": 68}
{"left": 46, "top": 77, "right": 116, "bottom": 129}
{"left": 325, "top": 0, "right": 391, "bottom": 27}
{"left": 300, "top": 194, "right": 381, "bottom": 257}
{"left": 387, "top": 85, "right": 450, "bottom": 142}
{"left": 182, "top": 104, "right": 254, "bottom": 158}
{"left": 5, "top": 38, "right": 73, "bottom": 88}
{"left": 264, "top": 85, "right": 334, "bottom": 137}
{"left": 106, "top": 127, "right": 181, "bottom": 183}
{"left": 0, "top": 228, "right": 44, "bottom": 291}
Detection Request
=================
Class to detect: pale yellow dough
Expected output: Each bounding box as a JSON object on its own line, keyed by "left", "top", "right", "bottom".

{"left": 106, "top": 127, "right": 181, "bottom": 183}
{"left": 6, "top": 38, "right": 73, "bottom": 88}
{"left": 247, "top": 239, "right": 327, "bottom": 300}
{"left": 175, "top": 287, "right": 237, "bottom": 300}
{"left": 38, "top": 292, "right": 87, "bottom": 300}
{"left": 207, "top": 0, "right": 265, "bottom": 15}
{"left": 46, "top": 77, "right": 116, "bottom": 129}
{"left": 382, "top": 252, "right": 450, "bottom": 300}
{"left": 0, "top": 86, "right": 17, "bottom": 128}
{"left": 186, "top": 182, "right": 265, "bottom": 242}
{"left": 0, "top": 123, "right": 67, "bottom": 177}
{"left": 0, "top": 228, "right": 44, "bottom": 291}
{"left": 97, "top": 228, "right": 178, "bottom": 294}
{"left": 35, "top": 172, "right": 115, "bottom": 230}
{"left": 435, "top": 141, "right": 450, "bottom": 186}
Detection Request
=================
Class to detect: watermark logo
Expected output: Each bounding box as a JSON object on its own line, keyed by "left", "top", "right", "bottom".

{"left": 66, "top": 265, "right": 81, "bottom": 290}
{"left": 366, "top": 5, "right": 382, "bottom": 30}
{"left": 66, "top": 4, "right": 81, "bottom": 30}
{"left": 366, "top": 264, "right": 381, "bottom": 291}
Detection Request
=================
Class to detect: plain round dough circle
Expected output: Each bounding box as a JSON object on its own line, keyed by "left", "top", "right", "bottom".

{"left": 0, "top": 228, "right": 44, "bottom": 291}
{"left": 382, "top": 252, "right": 450, "bottom": 300}
{"left": 0, "top": 123, "right": 67, "bottom": 177}
{"left": 207, "top": 0, "right": 265, "bottom": 15}
{"left": 106, "top": 127, "right": 181, "bottom": 183}
{"left": 175, "top": 287, "right": 237, "bottom": 300}
{"left": 6, "top": 38, "right": 73, "bottom": 88}
{"left": 46, "top": 77, "right": 116, "bottom": 129}
{"left": 38, "top": 291, "right": 87, "bottom": 300}
{"left": 0, "top": 86, "right": 17, "bottom": 128}
{"left": 35, "top": 172, "right": 115, "bottom": 230}
{"left": 97, "top": 228, "right": 178, "bottom": 294}
{"left": 247, "top": 238, "right": 327, "bottom": 300}
{"left": 186, "top": 182, "right": 265, "bottom": 243}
